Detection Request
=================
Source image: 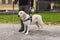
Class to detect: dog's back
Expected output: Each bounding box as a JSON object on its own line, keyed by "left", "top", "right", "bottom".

{"left": 32, "top": 14, "right": 41, "bottom": 20}
{"left": 32, "top": 14, "right": 44, "bottom": 24}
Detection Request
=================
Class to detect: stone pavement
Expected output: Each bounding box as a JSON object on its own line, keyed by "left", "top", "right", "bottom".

{"left": 0, "top": 24, "right": 60, "bottom": 40}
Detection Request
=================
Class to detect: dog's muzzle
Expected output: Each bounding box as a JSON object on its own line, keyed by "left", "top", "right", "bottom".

{"left": 18, "top": 15, "right": 20, "bottom": 17}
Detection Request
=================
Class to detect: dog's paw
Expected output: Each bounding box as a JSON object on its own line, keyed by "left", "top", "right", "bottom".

{"left": 25, "top": 32, "right": 28, "bottom": 35}
{"left": 22, "top": 31, "right": 25, "bottom": 33}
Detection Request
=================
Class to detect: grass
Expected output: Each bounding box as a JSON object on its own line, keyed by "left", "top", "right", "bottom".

{"left": 0, "top": 12, "right": 60, "bottom": 24}
{"left": 38, "top": 12, "right": 60, "bottom": 24}
{"left": 0, "top": 14, "right": 20, "bottom": 24}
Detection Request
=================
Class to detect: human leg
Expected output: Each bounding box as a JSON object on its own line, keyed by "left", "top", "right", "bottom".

{"left": 19, "top": 6, "right": 24, "bottom": 32}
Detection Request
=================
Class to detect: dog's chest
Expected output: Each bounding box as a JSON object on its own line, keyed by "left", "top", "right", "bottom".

{"left": 23, "top": 16, "right": 32, "bottom": 22}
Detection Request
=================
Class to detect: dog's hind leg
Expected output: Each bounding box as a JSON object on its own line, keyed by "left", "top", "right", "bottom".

{"left": 38, "top": 17, "right": 44, "bottom": 29}
{"left": 36, "top": 22, "right": 40, "bottom": 30}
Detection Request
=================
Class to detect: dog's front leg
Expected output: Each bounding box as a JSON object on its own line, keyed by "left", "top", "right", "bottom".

{"left": 22, "top": 24, "right": 26, "bottom": 33}
{"left": 25, "top": 25, "right": 30, "bottom": 35}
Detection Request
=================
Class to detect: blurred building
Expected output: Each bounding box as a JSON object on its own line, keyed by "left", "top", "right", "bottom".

{"left": 0, "top": 0, "right": 37, "bottom": 12}
{"left": 36, "top": 0, "right": 60, "bottom": 12}
{"left": 0, "top": 0, "right": 60, "bottom": 12}
{"left": 0, "top": 0, "right": 18, "bottom": 12}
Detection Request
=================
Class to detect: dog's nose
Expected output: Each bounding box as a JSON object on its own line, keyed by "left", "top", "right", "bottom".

{"left": 18, "top": 15, "right": 20, "bottom": 17}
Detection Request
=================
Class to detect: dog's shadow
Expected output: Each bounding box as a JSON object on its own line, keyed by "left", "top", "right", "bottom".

{"left": 29, "top": 30, "right": 60, "bottom": 37}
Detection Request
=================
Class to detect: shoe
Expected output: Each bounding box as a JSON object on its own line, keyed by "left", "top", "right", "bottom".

{"left": 19, "top": 26, "right": 24, "bottom": 32}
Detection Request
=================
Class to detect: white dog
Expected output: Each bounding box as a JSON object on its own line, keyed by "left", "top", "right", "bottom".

{"left": 18, "top": 11, "right": 44, "bottom": 35}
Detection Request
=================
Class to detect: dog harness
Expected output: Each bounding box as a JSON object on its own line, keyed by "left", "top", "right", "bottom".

{"left": 23, "top": 16, "right": 32, "bottom": 22}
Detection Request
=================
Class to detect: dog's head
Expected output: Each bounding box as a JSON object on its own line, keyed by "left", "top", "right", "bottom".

{"left": 18, "top": 11, "right": 26, "bottom": 19}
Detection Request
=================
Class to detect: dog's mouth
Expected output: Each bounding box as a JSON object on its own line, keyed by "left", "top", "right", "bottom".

{"left": 18, "top": 15, "right": 20, "bottom": 17}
